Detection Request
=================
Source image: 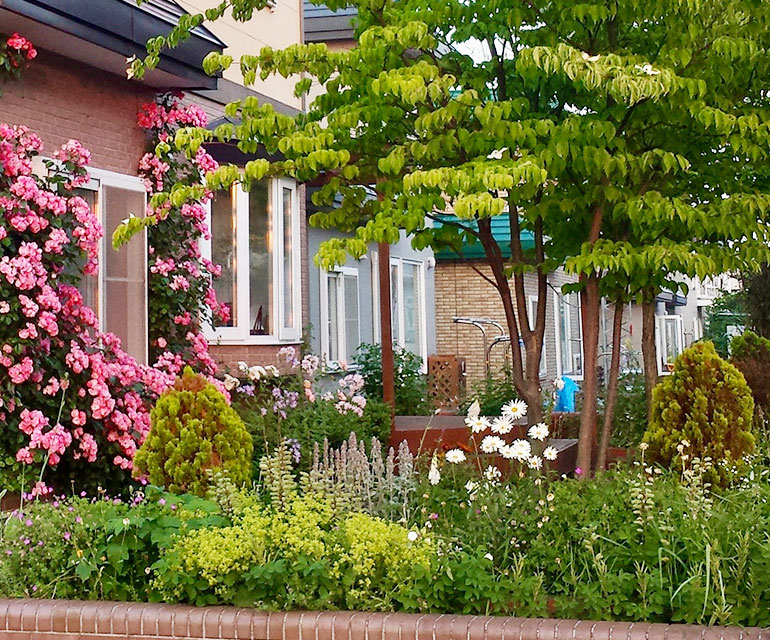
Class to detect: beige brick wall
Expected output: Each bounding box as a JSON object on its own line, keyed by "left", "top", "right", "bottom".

{"left": 435, "top": 260, "right": 578, "bottom": 387}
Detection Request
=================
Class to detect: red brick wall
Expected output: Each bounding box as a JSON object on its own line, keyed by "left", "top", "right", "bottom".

{"left": 209, "top": 343, "right": 303, "bottom": 372}
{"left": 0, "top": 49, "right": 153, "bottom": 175}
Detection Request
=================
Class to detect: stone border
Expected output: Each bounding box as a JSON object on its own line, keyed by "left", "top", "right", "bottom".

{"left": 0, "top": 600, "right": 767, "bottom": 640}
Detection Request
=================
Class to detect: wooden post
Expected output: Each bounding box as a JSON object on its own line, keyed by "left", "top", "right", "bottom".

{"left": 378, "top": 241, "right": 396, "bottom": 424}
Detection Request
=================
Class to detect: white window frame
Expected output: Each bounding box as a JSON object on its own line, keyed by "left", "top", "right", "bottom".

{"left": 553, "top": 290, "right": 584, "bottom": 380}
{"left": 319, "top": 266, "right": 360, "bottom": 366}
{"left": 527, "top": 294, "right": 547, "bottom": 378}
{"left": 389, "top": 256, "right": 428, "bottom": 367}
{"left": 656, "top": 314, "right": 685, "bottom": 375}
{"left": 202, "top": 178, "right": 301, "bottom": 345}
{"left": 76, "top": 167, "right": 149, "bottom": 364}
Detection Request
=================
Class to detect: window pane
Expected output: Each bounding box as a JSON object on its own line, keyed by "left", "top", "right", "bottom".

{"left": 327, "top": 272, "right": 340, "bottom": 362}
{"left": 343, "top": 274, "right": 359, "bottom": 362}
{"left": 558, "top": 295, "right": 571, "bottom": 374}
{"left": 402, "top": 263, "right": 422, "bottom": 357}
{"left": 390, "top": 263, "right": 400, "bottom": 346}
{"left": 101, "top": 186, "right": 147, "bottom": 364}
{"left": 72, "top": 189, "right": 99, "bottom": 313}
{"left": 211, "top": 189, "right": 237, "bottom": 328}
{"left": 249, "top": 181, "right": 272, "bottom": 335}
{"left": 282, "top": 186, "right": 294, "bottom": 329}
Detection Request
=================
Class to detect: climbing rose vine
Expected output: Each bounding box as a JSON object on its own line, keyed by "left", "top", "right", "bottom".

{"left": 0, "top": 32, "right": 36, "bottom": 85}
{"left": 0, "top": 124, "right": 176, "bottom": 494}
{"left": 129, "top": 92, "right": 226, "bottom": 372}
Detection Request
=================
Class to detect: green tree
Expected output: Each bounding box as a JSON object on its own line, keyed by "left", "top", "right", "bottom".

{"left": 128, "top": 0, "right": 770, "bottom": 475}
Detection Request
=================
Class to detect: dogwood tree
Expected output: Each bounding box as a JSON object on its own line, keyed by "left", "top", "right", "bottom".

{"left": 130, "top": 0, "right": 770, "bottom": 473}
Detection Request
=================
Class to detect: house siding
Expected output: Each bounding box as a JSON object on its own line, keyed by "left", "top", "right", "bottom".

{"left": 0, "top": 50, "right": 153, "bottom": 175}
{"left": 435, "top": 260, "right": 577, "bottom": 386}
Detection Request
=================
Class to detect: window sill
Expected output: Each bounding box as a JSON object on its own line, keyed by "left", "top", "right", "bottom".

{"left": 205, "top": 335, "right": 302, "bottom": 347}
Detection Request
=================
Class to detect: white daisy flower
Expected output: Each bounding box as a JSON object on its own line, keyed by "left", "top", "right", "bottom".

{"left": 543, "top": 446, "right": 558, "bottom": 461}
{"left": 483, "top": 552, "right": 494, "bottom": 561}
{"left": 484, "top": 465, "right": 502, "bottom": 483}
{"left": 509, "top": 439, "right": 531, "bottom": 461}
{"left": 465, "top": 480, "right": 479, "bottom": 496}
{"left": 528, "top": 455, "right": 543, "bottom": 470}
{"left": 501, "top": 399, "right": 527, "bottom": 421}
{"left": 445, "top": 449, "right": 467, "bottom": 464}
{"left": 465, "top": 415, "right": 491, "bottom": 434}
{"left": 480, "top": 435, "right": 505, "bottom": 454}
{"left": 499, "top": 444, "right": 515, "bottom": 459}
{"left": 466, "top": 399, "right": 481, "bottom": 420}
{"left": 491, "top": 415, "right": 514, "bottom": 434}
{"left": 428, "top": 455, "right": 441, "bottom": 485}
{"left": 528, "top": 422, "right": 549, "bottom": 441}
{"left": 407, "top": 531, "right": 419, "bottom": 542}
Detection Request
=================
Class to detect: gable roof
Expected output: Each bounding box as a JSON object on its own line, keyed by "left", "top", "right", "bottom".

{"left": 303, "top": 1, "right": 356, "bottom": 43}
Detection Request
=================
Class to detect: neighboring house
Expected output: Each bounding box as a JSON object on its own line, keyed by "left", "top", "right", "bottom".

{"left": 302, "top": 3, "right": 437, "bottom": 368}
{"left": 0, "top": 0, "right": 306, "bottom": 370}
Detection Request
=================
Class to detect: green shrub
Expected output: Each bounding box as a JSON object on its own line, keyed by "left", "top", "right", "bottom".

{"left": 153, "top": 494, "right": 435, "bottom": 610}
{"left": 353, "top": 343, "right": 431, "bottom": 415}
{"left": 134, "top": 368, "right": 253, "bottom": 496}
{"left": 0, "top": 489, "right": 226, "bottom": 601}
{"left": 642, "top": 342, "right": 754, "bottom": 485}
{"left": 731, "top": 330, "right": 770, "bottom": 417}
{"left": 462, "top": 371, "right": 518, "bottom": 417}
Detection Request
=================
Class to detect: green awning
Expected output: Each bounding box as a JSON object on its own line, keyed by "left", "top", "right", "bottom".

{"left": 434, "top": 213, "right": 536, "bottom": 260}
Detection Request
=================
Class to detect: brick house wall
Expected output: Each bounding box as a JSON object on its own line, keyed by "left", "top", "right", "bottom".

{"left": 0, "top": 50, "right": 153, "bottom": 175}
{"left": 435, "top": 260, "right": 577, "bottom": 387}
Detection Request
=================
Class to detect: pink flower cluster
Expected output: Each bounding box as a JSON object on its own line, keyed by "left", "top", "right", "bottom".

{"left": 0, "top": 124, "right": 174, "bottom": 487}
{"left": 5, "top": 33, "right": 36, "bottom": 62}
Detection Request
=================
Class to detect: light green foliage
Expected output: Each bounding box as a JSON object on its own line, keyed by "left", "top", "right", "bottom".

{"left": 134, "top": 368, "right": 253, "bottom": 496}
{"left": 730, "top": 330, "right": 770, "bottom": 419}
{"left": 154, "top": 493, "right": 434, "bottom": 610}
{"left": 643, "top": 342, "right": 754, "bottom": 485}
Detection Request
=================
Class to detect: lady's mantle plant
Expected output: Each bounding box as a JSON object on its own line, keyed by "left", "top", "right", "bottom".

{"left": 120, "top": 93, "right": 226, "bottom": 372}
{"left": 0, "top": 124, "right": 173, "bottom": 493}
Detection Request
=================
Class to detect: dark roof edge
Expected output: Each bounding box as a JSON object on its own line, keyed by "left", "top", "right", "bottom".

{"left": 193, "top": 77, "right": 301, "bottom": 117}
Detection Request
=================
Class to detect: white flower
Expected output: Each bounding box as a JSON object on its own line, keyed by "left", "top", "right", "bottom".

{"left": 247, "top": 365, "right": 266, "bottom": 381}
{"left": 236, "top": 361, "right": 249, "bottom": 373}
{"left": 486, "top": 147, "right": 507, "bottom": 160}
{"left": 465, "top": 480, "right": 479, "bottom": 495}
{"left": 581, "top": 51, "right": 600, "bottom": 62}
{"left": 445, "top": 449, "right": 467, "bottom": 464}
{"left": 501, "top": 399, "right": 527, "bottom": 420}
{"left": 466, "top": 399, "right": 481, "bottom": 420}
{"left": 636, "top": 63, "right": 660, "bottom": 76}
{"left": 639, "top": 442, "right": 649, "bottom": 451}
{"left": 509, "top": 439, "right": 532, "bottom": 462}
{"left": 499, "top": 444, "right": 515, "bottom": 459}
{"left": 543, "top": 446, "right": 558, "bottom": 461}
{"left": 480, "top": 435, "right": 505, "bottom": 454}
{"left": 484, "top": 552, "right": 494, "bottom": 561}
{"left": 528, "top": 422, "right": 549, "bottom": 441}
{"left": 428, "top": 456, "right": 441, "bottom": 485}
{"left": 465, "top": 415, "right": 491, "bottom": 434}
{"left": 528, "top": 455, "right": 543, "bottom": 470}
{"left": 265, "top": 365, "right": 280, "bottom": 377}
{"left": 407, "top": 531, "right": 419, "bottom": 542}
{"left": 223, "top": 374, "right": 240, "bottom": 391}
{"left": 484, "top": 465, "right": 502, "bottom": 483}
{"left": 122, "top": 518, "right": 130, "bottom": 526}
{"left": 491, "top": 415, "right": 514, "bottom": 435}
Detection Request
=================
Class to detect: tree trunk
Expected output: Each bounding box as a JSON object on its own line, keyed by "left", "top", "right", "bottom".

{"left": 377, "top": 241, "right": 395, "bottom": 425}
{"left": 641, "top": 298, "right": 659, "bottom": 422}
{"left": 576, "top": 274, "right": 601, "bottom": 477}
{"left": 597, "top": 301, "right": 624, "bottom": 471}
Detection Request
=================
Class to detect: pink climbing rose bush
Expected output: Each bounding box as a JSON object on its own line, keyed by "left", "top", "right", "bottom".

{"left": 0, "top": 124, "right": 176, "bottom": 492}
{"left": 129, "top": 92, "right": 227, "bottom": 371}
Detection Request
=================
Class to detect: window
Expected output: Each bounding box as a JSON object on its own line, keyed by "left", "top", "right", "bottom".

{"left": 656, "top": 315, "right": 684, "bottom": 375}
{"left": 554, "top": 291, "right": 583, "bottom": 378}
{"left": 75, "top": 170, "right": 148, "bottom": 364}
{"left": 389, "top": 257, "right": 427, "bottom": 363}
{"left": 320, "top": 267, "right": 360, "bottom": 364}
{"left": 527, "top": 295, "right": 547, "bottom": 377}
{"left": 204, "top": 178, "right": 301, "bottom": 343}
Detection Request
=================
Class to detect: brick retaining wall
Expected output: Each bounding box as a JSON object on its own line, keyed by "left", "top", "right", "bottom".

{"left": 0, "top": 600, "right": 766, "bottom": 640}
